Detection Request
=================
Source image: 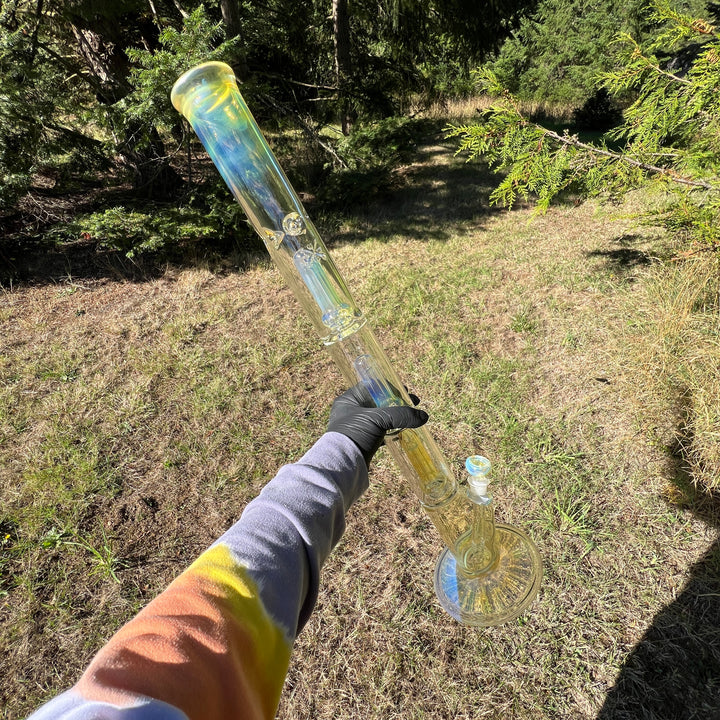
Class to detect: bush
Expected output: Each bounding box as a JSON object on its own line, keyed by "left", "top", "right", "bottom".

{"left": 488, "top": 0, "right": 648, "bottom": 104}
{"left": 49, "top": 194, "right": 257, "bottom": 259}
{"left": 337, "top": 117, "right": 426, "bottom": 168}
{"left": 571, "top": 88, "right": 623, "bottom": 131}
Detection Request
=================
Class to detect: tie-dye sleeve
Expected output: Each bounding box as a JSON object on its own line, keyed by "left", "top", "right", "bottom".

{"left": 28, "top": 431, "right": 368, "bottom": 720}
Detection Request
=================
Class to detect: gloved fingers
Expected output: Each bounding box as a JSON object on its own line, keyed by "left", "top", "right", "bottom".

{"left": 367, "top": 405, "right": 428, "bottom": 432}
{"left": 336, "top": 383, "right": 375, "bottom": 408}
{"left": 327, "top": 387, "right": 429, "bottom": 465}
{"left": 339, "top": 383, "right": 421, "bottom": 408}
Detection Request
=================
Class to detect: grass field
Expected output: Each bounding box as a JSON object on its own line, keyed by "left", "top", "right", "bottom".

{"left": 2, "top": 140, "right": 719, "bottom": 719}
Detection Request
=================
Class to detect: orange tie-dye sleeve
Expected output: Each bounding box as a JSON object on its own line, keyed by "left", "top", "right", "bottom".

{"left": 27, "top": 432, "right": 368, "bottom": 720}
{"left": 75, "top": 545, "right": 292, "bottom": 720}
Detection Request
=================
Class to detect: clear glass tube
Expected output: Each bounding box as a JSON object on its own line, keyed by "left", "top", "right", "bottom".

{"left": 324, "top": 324, "right": 456, "bottom": 505}
{"left": 171, "top": 61, "right": 457, "bottom": 515}
{"left": 172, "top": 62, "right": 363, "bottom": 344}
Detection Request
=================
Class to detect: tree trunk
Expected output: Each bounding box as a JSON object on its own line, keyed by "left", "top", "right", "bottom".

{"left": 219, "top": 0, "right": 249, "bottom": 81}
{"left": 332, "top": 0, "right": 354, "bottom": 135}
{"left": 67, "top": 11, "right": 181, "bottom": 198}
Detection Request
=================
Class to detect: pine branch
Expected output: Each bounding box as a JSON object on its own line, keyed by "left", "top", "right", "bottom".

{"left": 541, "top": 128, "right": 717, "bottom": 190}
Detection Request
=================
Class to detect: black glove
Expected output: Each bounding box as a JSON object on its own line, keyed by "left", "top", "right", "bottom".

{"left": 327, "top": 384, "right": 429, "bottom": 466}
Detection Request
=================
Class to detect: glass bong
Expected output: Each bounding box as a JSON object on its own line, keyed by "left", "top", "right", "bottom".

{"left": 171, "top": 62, "right": 542, "bottom": 625}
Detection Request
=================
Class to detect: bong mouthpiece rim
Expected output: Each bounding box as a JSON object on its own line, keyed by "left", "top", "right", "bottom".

{"left": 465, "top": 455, "right": 491, "bottom": 476}
{"left": 170, "top": 61, "right": 237, "bottom": 117}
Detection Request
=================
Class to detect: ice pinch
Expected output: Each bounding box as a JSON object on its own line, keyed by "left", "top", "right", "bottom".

{"left": 171, "top": 62, "right": 542, "bottom": 625}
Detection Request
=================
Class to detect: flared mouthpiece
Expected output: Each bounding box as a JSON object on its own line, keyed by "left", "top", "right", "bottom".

{"left": 170, "top": 61, "right": 239, "bottom": 120}
{"left": 465, "top": 455, "right": 492, "bottom": 498}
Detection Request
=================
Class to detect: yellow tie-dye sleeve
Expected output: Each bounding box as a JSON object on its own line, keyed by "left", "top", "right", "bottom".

{"left": 76, "top": 544, "right": 292, "bottom": 720}
{"left": 28, "top": 433, "right": 368, "bottom": 720}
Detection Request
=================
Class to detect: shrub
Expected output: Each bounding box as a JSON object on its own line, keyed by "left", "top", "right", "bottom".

{"left": 49, "top": 196, "right": 256, "bottom": 259}
{"left": 319, "top": 116, "right": 442, "bottom": 206}
{"left": 447, "top": 1, "right": 720, "bottom": 249}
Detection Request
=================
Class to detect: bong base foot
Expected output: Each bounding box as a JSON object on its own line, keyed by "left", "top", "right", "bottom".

{"left": 434, "top": 524, "right": 542, "bottom": 626}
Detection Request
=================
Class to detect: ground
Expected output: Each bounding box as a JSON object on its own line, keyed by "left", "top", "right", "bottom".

{"left": 2, "top": 142, "right": 719, "bottom": 720}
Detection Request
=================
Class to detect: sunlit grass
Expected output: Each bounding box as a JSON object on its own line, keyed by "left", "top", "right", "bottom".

{"left": 623, "top": 253, "right": 720, "bottom": 490}
{"left": 2, "top": 142, "right": 719, "bottom": 720}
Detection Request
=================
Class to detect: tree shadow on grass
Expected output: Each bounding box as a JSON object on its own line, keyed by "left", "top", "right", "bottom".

{"left": 598, "top": 537, "right": 720, "bottom": 719}
{"left": 597, "top": 410, "right": 720, "bottom": 720}
{"left": 586, "top": 234, "right": 654, "bottom": 276}
{"left": 1, "top": 236, "right": 149, "bottom": 286}
{"left": 327, "top": 143, "right": 506, "bottom": 245}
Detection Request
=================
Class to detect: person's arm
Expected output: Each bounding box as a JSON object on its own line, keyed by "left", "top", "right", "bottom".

{"left": 28, "top": 387, "right": 427, "bottom": 720}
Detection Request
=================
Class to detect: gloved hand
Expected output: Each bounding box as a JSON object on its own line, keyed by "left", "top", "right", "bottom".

{"left": 327, "top": 384, "right": 429, "bottom": 466}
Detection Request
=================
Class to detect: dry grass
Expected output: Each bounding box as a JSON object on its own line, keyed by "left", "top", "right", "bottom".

{"left": 621, "top": 253, "right": 720, "bottom": 490}
{"left": 2, "top": 142, "right": 719, "bottom": 720}
{"left": 422, "top": 96, "right": 575, "bottom": 125}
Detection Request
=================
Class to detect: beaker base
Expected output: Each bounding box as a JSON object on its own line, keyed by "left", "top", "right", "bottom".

{"left": 433, "top": 523, "right": 542, "bottom": 626}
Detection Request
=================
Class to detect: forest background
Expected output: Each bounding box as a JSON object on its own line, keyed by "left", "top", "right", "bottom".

{"left": 0, "top": 0, "right": 703, "bottom": 253}
{"left": 2, "top": 0, "right": 720, "bottom": 718}
{"left": 1, "top": 0, "right": 716, "bottom": 255}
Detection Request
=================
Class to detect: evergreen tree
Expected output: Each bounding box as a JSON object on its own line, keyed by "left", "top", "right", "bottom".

{"left": 0, "top": 0, "right": 538, "bottom": 245}
{"left": 0, "top": 0, "right": 103, "bottom": 209}
{"left": 448, "top": 0, "right": 720, "bottom": 250}
{"left": 487, "top": 0, "right": 707, "bottom": 104}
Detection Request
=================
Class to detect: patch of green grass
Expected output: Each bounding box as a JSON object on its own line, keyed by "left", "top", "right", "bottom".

{"left": 38, "top": 526, "right": 127, "bottom": 583}
{"left": 542, "top": 487, "right": 597, "bottom": 546}
{"left": 510, "top": 303, "right": 539, "bottom": 334}
{"left": 3, "top": 143, "right": 718, "bottom": 720}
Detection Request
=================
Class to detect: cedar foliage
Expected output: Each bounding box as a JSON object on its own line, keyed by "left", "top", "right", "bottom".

{"left": 488, "top": 0, "right": 648, "bottom": 104}
{"left": 448, "top": 0, "right": 720, "bottom": 251}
